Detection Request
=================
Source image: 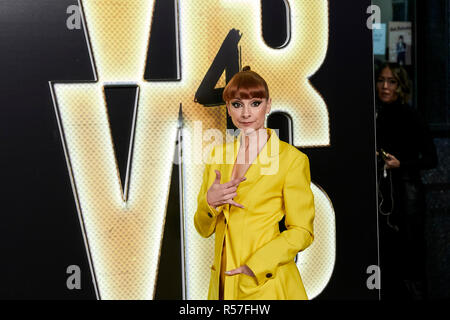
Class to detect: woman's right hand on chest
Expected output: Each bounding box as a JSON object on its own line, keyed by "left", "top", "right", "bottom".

{"left": 207, "top": 170, "right": 246, "bottom": 209}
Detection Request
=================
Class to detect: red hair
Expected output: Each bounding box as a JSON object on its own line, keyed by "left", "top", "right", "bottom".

{"left": 223, "top": 66, "right": 269, "bottom": 102}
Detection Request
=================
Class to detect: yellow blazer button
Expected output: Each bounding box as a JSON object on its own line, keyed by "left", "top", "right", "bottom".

{"left": 207, "top": 212, "right": 213, "bottom": 218}
{"left": 266, "top": 273, "right": 272, "bottom": 278}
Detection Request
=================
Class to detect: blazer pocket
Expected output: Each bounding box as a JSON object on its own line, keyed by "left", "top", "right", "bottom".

{"left": 238, "top": 273, "right": 274, "bottom": 300}
{"left": 238, "top": 273, "right": 259, "bottom": 298}
{"left": 239, "top": 273, "right": 257, "bottom": 288}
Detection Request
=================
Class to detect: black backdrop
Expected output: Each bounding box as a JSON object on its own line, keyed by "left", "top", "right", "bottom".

{"left": 0, "top": 0, "right": 378, "bottom": 300}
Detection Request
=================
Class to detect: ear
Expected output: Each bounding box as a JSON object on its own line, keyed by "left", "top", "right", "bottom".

{"left": 266, "top": 98, "right": 272, "bottom": 114}
{"left": 226, "top": 102, "right": 231, "bottom": 115}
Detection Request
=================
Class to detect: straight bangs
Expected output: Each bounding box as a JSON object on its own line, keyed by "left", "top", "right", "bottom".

{"left": 223, "top": 71, "right": 269, "bottom": 102}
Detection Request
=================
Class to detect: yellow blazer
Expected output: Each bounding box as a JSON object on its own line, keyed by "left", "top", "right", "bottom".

{"left": 194, "top": 128, "right": 315, "bottom": 300}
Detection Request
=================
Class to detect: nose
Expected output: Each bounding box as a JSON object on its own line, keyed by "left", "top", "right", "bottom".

{"left": 241, "top": 105, "right": 251, "bottom": 118}
{"left": 382, "top": 80, "right": 389, "bottom": 89}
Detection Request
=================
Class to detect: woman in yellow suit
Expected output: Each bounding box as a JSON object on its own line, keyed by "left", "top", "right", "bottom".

{"left": 194, "top": 67, "right": 315, "bottom": 300}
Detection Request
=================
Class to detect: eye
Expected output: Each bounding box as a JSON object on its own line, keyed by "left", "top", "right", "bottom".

{"left": 231, "top": 101, "right": 242, "bottom": 108}
{"left": 251, "top": 100, "right": 262, "bottom": 107}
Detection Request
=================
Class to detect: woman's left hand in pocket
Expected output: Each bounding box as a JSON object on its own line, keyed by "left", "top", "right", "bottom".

{"left": 225, "top": 265, "right": 255, "bottom": 277}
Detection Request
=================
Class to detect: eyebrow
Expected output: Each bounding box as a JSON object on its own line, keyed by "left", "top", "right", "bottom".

{"left": 231, "top": 97, "right": 263, "bottom": 101}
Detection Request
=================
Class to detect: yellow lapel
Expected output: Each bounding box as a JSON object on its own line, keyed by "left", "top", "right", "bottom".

{"left": 222, "top": 128, "right": 284, "bottom": 213}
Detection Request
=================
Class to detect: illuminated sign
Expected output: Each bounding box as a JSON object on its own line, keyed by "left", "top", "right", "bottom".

{"left": 50, "top": 0, "right": 335, "bottom": 299}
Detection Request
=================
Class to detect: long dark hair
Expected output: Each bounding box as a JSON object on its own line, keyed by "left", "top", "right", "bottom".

{"left": 375, "top": 62, "right": 411, "bottom": 104}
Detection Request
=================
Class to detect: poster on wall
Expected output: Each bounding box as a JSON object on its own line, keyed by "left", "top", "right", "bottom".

{"left": 373, "top": 23, "right": 386, "bottom": 56}
{"left": 388, "top": 21, "right": 412, "bottom": 66}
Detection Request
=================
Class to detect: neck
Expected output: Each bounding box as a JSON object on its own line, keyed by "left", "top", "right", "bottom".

{"left": 240, "top": 128, "right": 268, "bottom": 151}
{"left": 242, "top": 127, "right": 266, "bottom": 137}
{"left": 377, "top": 97, "right": 401, "bottom": 106}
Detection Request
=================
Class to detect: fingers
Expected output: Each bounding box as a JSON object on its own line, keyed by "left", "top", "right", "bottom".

{"left": 223, "top": 176, "right": 246, "bottom": 189}
{"left": 222, "top": 186, "right": 237, "bottom": 197}
{"left": 209, "top": 199, "right": 243, "bottom": 209}
{"left": 228, "top": 199, "right": 244, "bottom": 209}
{"left": 223, "top": 192, "right": 238, "bottom": 200}
{"left": 385, "top": 156, "right": 397, "bottom": 164}
{"left": 386, "top": 153, "right": 397, "bottom": 161}
{"left": 210, "top": 175, "right": 246, "bottom": 208}
{"left": 225, "top": 266, "right": 255, "bottom": 277}
{"left": 225, "top": 267, "right": 242, "bottom": 276}
{"left": 384, "top": 157, "right": 400, "bottom": 169}
{"left": 213, "top": 170, "right": 221, "bottom": 184}
{"left": 211, "top": 193, "right": 241, "bottom": 208}
{"left": 245, "top": 265, "right": 256, "bottom": 277}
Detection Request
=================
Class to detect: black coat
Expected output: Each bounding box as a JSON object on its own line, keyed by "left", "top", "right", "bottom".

{"left": 376, "top": 100, "right": 437, "bottom": 180}
{"left": 375, "top": 99, "right": 437, "bottom": 291}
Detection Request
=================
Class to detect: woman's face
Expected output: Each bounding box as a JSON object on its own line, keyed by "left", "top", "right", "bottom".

{"left": 376, "top": 67, "right": 399, "bottom": 104}
{"left": 226, "top": 96, "right": 271, "bottom": 134}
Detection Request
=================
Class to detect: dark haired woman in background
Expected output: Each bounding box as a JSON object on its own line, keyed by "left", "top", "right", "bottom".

{"left": 375, "top": 62, "right": 437, "bottom": 300}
